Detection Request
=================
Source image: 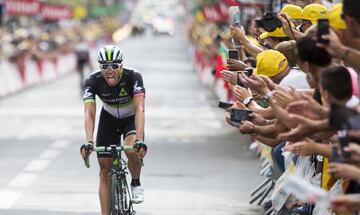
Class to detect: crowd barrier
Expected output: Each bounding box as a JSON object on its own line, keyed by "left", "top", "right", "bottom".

{"left": 191, "top": 47, "right": 228, "bottom": 102}
{"left": 0, "top": 53, "right": 77, "bottom": 98}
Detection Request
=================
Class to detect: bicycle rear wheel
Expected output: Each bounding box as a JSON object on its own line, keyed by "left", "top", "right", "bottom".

{"left": 110, "top": 174, "right": 132, "bottom": 215}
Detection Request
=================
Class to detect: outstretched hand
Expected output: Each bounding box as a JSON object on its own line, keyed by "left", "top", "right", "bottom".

{"left": 220, "top": 70, "right": 237, "bottom": 85}
{"left": 331, "top": 194, "right": 360, "bottom": 213}
{"left": 317, "top": 28, "right": 346, "bottom": 59}
{"left": 229, "top": 25, "right": 246, "bottom": 43}
{"left": 287, "top": 94, "right": 328, "bottom": 120}
{"left": 272, "top": 87, "right": 296, "bottom": 109}
{"left": 277, "top": 114, "right": 317, "bottom": 142}
{"left": 238, "top": 73, "right": 269, "bottom": 95}
{"left": 283, "top": 138, "right": 318, "bottom": 156}
{"left": 227, "top": 59, "right": 248, "bottom": 71}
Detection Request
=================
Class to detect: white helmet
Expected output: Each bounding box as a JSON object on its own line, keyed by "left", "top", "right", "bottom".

{"left": 97, "top": 45, "right": 124, "bottom": 64}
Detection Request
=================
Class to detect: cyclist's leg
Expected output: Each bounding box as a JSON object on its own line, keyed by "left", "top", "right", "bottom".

{"left": 96, "top": 109, "right": 119, "bottom": 215}
{"left": 98, "top": 158, "right": 112, "bottom": 215}
{"left": 123, "top": 116, "right": 141, "bottom": 179}
{"left": 122, "top": 116, "right": 144, "bottom": 204}
{"left": 124, "top": 134, "right": 141, "bottom": 178}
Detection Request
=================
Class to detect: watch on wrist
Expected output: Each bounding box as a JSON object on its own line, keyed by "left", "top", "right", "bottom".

{"left": 243, "top": 96, "right": 254, "bottom": 107}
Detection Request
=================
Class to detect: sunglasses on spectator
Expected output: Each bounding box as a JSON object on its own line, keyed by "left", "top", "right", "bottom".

{"left": 100, "top": 63, "right": 122, "bottom": 70}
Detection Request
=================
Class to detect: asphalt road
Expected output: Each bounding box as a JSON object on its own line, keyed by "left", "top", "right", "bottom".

{"left": 0, "top": 26, "right": 264, "bottom": 215}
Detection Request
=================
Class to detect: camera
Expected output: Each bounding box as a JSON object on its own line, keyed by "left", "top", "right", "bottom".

{"left": 255, "top": 12, "right": 282, "bottom": 32}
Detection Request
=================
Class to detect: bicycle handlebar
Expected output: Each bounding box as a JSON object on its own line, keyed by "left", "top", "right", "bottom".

{"left": 92, "top": 145, "right": 134, "bottom": 152}
{"left": 84, "top": 145, "right": 143, "bottom": 168}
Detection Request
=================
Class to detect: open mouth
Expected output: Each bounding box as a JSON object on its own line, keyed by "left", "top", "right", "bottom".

{"left": 107, "top": 75, "right": 116, "bottom": 85}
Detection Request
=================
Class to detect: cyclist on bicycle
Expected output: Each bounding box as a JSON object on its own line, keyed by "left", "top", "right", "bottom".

{"left": 80, "top": 45, "right": 148, "bottom": 215}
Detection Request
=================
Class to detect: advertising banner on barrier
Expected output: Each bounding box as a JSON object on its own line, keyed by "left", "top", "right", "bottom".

{"left": 223, "top": 0, "right": 264, "bottom": 8}
{"left": 41, "top": 4, "right": 72, "bottom": 20}
{"left": 4, "top": 0, "right": 40, "bottom": 16}
{"left": 202, "top": 1, "right": 228, "bottom": 23}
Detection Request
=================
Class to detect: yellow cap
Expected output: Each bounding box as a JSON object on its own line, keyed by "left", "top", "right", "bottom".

{"left": 247, "top": 36, "right": 261, "bottom": 48}
{"left": 259, "top": 27, "right": 288, "bottom": 40}
{"left": 281, "top": 4, "right": 302, "bottom": 20}
{"left": 328, "top": 3, "right": 346, "bottom": 30}
{"left": 301, "top": 3, "right": 327, "bottom": 24}
{"left": 255, "top": 50, "right": 288, "bottom": 77}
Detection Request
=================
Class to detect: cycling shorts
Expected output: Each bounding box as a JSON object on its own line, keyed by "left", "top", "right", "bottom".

{"left": 96, "top": 108, "right": 136, "bottom": 158}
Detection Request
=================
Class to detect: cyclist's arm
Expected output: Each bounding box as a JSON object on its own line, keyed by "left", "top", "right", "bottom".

{"left": 133, "top": 72, "right": 146, "bottom": 141}
{"left": 133, "top": 95, "right": 145, "bottom": 141}
{"left": 84, "top": 102, "right": 96, "bottom": 143}
{"left": 83, "top": 77, "right": 97, "bottom": 143}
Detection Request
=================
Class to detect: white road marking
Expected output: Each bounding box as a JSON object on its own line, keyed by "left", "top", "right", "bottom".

{"left": 2, "top": 140, "right": 70, "bottom": 208}
{"left": 24, "top": 159, "right": 51, "bottom": 172}
{"left": 0, "top": 189, "right": 22, "bottom": 209}
{"left": 39, "top": 149, "right": 61, "bottom": 159}
{"left": 8, "top": 173, "right": 38, "bottom": 188}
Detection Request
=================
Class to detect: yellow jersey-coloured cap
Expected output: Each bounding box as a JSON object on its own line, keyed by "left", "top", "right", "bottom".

{"left": 281, "top": 4, "right": 302, "bottom": 20}
{"left": 255, "top": 50, "right": 288, "bottom": 77}
{"left": 328, "top": 3, "right": 346, "bottom": 30}
{"left": 259, "top": 26, "right": 288, "bottom": 40}
{"left": 301, "top": 3, "right": 328, "bottom": 24}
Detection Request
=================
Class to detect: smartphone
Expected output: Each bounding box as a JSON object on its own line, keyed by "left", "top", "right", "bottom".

{"left": 230, "top": 108, "right": 252, "bottom": 126}
{"left": 236, "top": 71, "right": 244, "bottom": 87}
{"left": 338, "top": 130, "right": 351, "bottom": 158}
{"left": 317, "top": 18, "right": 329, "bottom": 44}
{"left": 218, "top": 101, "right": 233, "bottom": 109}
{"left": 329, "top": 146, "right": 344, "bottom": 163}
{"left": 228, "top": 49, "right": 239, "bottom": 60}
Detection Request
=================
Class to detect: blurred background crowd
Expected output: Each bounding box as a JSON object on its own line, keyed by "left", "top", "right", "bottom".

{"left": 185, "top": 0, "right": 360, "bottom": 214}
{"left": 0, "top": 0, "right": 184, "bottom": 96}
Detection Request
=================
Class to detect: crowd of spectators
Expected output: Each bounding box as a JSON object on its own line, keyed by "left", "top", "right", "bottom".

{"left": 188, "top": 0, "right": 360, "bottom": 214}
{"left": 0, "top": 17, "right": 122, "bottom": 70}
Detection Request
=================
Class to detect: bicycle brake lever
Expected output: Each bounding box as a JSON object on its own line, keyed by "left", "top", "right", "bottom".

{"left": 139, "top": 158, "right": 144, "bottom": 167}
{"left": 84, "top": 153, "right": 90, "bottom": 168}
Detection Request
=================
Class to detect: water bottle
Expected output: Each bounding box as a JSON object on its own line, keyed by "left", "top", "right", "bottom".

{"left": 229, "top": 6, "right": 242, "bottom": 48}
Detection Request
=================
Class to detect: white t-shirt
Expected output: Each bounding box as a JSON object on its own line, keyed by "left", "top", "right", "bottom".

{"left": 279, "top": 67, "right": 310, "bottom": 89}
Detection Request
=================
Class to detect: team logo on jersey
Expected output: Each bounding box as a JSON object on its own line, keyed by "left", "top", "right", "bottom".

{"left": 84, "top": 88, "right": 92, "bottom": 99}
{"left": 119, "top": 88, "right": 128, "bottom": 96}
{"left": 134, "top": 81, "right": 143, "bottom": 93}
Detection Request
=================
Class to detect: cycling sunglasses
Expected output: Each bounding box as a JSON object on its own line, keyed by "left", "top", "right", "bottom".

{"left": 99, "top": 63, "right": 122, "bottom": 70}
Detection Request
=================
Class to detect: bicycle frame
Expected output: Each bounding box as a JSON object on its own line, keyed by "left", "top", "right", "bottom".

{"left": 86, "top": 145, "right": 135, "bottom": 215}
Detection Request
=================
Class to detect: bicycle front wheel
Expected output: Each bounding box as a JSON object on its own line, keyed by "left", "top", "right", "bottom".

{"left": 110, "top": 174, "right": 132, "bottom": 215}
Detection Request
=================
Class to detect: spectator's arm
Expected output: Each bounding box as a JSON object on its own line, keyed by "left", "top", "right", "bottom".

{"left": 252, "top": 134, "right": 283, "bottom": 148}
{"left": 319, "top": 29, "right": 360, "bottom": 71}
{"left": 328, "top": 163, "right": 360, "bottom": 181}
{"left": 331, "top": 194, "right": 360, "bottom": 214}
{"left": 230, "top": 26, "right": 263, "bottom": 57}
{"left": 284, "top": 138, "right": 332, "bottom": 157}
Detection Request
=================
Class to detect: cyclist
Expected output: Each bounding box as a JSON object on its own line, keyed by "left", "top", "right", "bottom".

{"left": 80, "top": 45, "right": 148, "bottom": 215}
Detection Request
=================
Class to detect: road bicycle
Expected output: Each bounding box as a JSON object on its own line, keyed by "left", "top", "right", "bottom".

{"left": 84, "top": 145, "right": 136, "bottom": 215}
